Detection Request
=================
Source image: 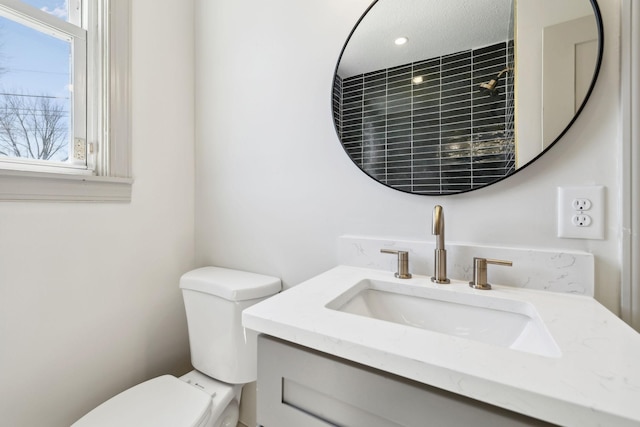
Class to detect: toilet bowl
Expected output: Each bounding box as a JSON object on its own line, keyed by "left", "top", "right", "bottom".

{"left": 72, "top": 267, "right": 281, "bottom": 427}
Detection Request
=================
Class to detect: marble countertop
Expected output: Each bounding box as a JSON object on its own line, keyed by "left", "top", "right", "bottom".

{"left": 242, "top": 265, "right": 640, "bottom": 427}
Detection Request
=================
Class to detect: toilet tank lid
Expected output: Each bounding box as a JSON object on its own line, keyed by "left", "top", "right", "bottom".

{"left": 180, "top": 267, "right": 281, "bottom": 301}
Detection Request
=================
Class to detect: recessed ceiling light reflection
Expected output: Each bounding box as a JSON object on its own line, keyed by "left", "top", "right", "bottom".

{"left": 412, "top": 76, "right": 424, "bottom": 84}
{"left": 394, "top": 37, "right": 408, "bottom": 46}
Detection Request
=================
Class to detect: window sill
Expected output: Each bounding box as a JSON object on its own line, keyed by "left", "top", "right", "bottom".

{"left": 0, "top": 169, "right": 132, "bottom": 202}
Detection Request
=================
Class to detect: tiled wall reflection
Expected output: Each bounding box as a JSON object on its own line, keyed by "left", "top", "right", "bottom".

{"left": 334, "top": 41, "right": 515, "bottom": 195}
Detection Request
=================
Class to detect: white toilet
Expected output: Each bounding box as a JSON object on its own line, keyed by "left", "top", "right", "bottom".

{"left": 72, "top": 266, "right": 281, "bottom": 427}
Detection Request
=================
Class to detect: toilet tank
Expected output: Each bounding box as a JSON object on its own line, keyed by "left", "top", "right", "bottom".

{"left": 179, "top": 267, "right": 281, "bottom": 384}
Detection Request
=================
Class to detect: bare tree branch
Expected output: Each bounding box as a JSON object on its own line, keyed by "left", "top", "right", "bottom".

{"left": 0, "top": 92, "right": 68, "bottom": 161}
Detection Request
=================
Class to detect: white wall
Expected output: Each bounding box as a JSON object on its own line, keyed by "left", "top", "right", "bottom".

{"left": 195, "top": 3, "right": 621, "bottom": 423}
{"left": 0, "top": 0, "right": 619, "bottom": 425}
{"left": 195, "top": 14, "right": 621, "bottom": 425}
{"left": 195, "top": 0, "right": 620, "bottom": 306}
{"left": 3, "top": 0, "right": 622, "bottom": 425}
{"left": 0, "top": 1, "right": 196, "bottom": 426}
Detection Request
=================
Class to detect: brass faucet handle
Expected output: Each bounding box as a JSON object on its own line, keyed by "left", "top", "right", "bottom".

{"left": 485, "top": 258, "right": 513, "bottom": 267}
{"left": 469, "top": 257, "right": 513, "bottom": 290}
{"left": 380, "top": 249, "right": 412, "bottom": 279}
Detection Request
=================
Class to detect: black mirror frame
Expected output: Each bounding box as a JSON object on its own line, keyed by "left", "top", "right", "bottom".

{"left": 331, "top": 0, "right": 604, "bottom": 196}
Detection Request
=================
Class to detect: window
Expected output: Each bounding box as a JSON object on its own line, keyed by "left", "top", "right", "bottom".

{"left": 0, "top": 0, "right": 131, "bottom": 201}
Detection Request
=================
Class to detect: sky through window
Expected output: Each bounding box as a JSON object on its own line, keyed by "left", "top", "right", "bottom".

{"left": 0, "top": 1, "right": 72, "bottom": 162}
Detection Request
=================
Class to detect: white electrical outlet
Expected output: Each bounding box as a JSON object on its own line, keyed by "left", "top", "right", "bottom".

{"left": 572, "top": 214, "right": 592, "bottom": 227}
{"left": 557, "top": 186, "right": 605, "bottom": 239}
{"left": 572, "top": 198, "right": 592, "bottom": 211}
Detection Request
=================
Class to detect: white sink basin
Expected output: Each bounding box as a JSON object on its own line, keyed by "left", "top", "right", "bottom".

{"left": 326, "top": 278, "right": 561, "bottom": 358}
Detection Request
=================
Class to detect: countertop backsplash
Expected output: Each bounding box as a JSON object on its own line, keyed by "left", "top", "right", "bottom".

{"left": 338, "top": 235, "right": 594, "bottom": 296}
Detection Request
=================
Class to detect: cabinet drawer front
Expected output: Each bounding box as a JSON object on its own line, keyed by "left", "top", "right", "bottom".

{"left": 257, "top": 335, "right": 556, "bottom": 427}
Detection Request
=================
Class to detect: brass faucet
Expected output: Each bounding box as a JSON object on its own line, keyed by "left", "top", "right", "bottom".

{"left": 431, "top": 205, "right": 450, "bottom": 284}
{"left": 469, "top": 257, "right": 513, "bottom": 290}
{"left": 380, "top": 249, "right": 412, "bottom": 279}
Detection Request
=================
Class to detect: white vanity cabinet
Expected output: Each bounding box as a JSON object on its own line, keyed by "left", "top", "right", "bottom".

{"left": 243, "top": 266, "right": 640, "bottom": 426}
{"left": 256, "top": 335, "right": 554, "bottom": 427}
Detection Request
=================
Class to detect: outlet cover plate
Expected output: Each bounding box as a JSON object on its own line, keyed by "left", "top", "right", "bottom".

{"left": 557, "top": 186, "right": 605, "bottom": 239}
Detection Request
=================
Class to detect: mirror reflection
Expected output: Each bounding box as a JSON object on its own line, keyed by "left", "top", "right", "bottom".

{"left": 332, "top": 0, "right": 602, "bottom": 195}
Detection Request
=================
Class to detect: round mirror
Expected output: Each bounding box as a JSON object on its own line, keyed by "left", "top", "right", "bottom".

{"left": 332, "top": 0, "right": 603, "bottom": 195}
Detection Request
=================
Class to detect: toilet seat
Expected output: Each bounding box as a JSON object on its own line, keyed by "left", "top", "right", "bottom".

{"left": 71, "top": 375, "right": 212, "bottom": 427}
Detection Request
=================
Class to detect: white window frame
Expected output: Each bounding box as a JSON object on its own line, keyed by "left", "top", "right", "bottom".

{"left": 0, "top": 0, "right": 132, "bottom": 202}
